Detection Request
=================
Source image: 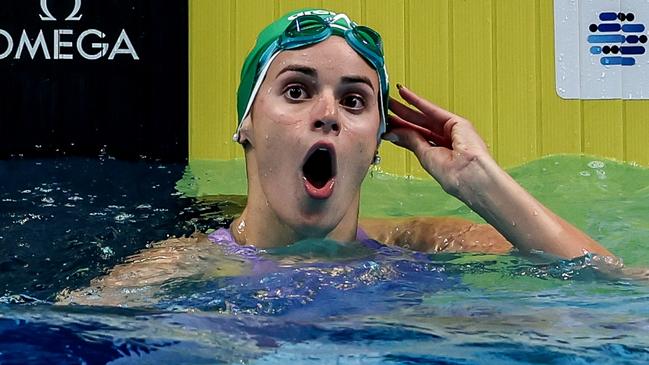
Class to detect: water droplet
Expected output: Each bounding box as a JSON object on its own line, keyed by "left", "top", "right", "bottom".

{"left": 99, "top": 246, "right": 115, "bottom": 259}
{"left": 587, "top": 160, "right": 605, "bottom": 169}
{"left": 114, "top": 213, "right": 134, "bottom": 222}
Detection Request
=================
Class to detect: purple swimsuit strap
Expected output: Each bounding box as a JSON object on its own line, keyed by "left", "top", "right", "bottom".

{"left": 208, "top": 228, "right": 279, "bottom": 273}
{"left": 207, "top": 227, "right": 374, "bottom": 254}
{"left": 356, "top": 227, "right": 370, "bottom": 241}
{"left": 207, "top": 228, "right": 261, "bottom": 259}
{"left": 207, "top": 227, "right": 425, "bottom": 271}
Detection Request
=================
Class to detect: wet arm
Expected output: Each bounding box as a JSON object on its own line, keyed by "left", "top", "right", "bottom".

{"left": 56, "top": 234, "right": 246, "bottom": 306}
{"left": 360, "top": 216, "right": 512, "bottom": 254}
{"left": 450, "top": 152, "right": 614, "bottom": 258}
{"left": 384, "top": 85, "right": 615, "bottom": 260}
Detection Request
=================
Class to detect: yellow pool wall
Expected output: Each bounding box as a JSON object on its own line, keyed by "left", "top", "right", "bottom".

{"left": 189, "top": 0, "right": 649, "bottom": 177}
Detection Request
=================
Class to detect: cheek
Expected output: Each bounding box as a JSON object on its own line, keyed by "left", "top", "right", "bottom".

{"left": 254, "top": 122, "right": 302, "bottom": 175}
{"left": 343, "top": 114, "right": 380, "bottom": 144}
{"left": 341, "top": 133, "right": 377, "bottom": 170}
{"left": 357, "top": 140, "right": 377, "bottom": 166}
{"left": 253, "top": 111, "right": 304, "bottom": 149}
{"left": 257, "top": 90, "right": 305, "bottom": 128}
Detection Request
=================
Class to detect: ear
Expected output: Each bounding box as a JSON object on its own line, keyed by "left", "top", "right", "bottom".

{"left": 236, "top": 115, "right": 254, "bottom": 147}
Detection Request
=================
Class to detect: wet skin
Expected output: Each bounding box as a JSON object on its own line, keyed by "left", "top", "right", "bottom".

{"left": 234, "top": 37, "right": 380, "bottom": 247}
{"left": 231, "top": 35, "right": 616, "bottom": 259}
{"left": 54, "top": 26, "right": 633, "bottom": 308}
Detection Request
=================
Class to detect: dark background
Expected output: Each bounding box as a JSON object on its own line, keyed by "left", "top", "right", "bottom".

{"left": 0, "top": 0, "right": 188, "bottom": 161}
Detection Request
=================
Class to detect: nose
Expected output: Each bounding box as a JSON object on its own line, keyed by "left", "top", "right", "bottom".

{"left": 313, "top": 119, "right": 340, "bottom": 133}
{"left": 310, "top": 93, "right": 340, "bottom": 135}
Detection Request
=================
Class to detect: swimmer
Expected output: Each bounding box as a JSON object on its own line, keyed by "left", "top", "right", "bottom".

{"left": 227, "top": 8, "right": 613, "bottom": 258}
{"left": 58, "top": 9, "right": 626, "bottom": 306}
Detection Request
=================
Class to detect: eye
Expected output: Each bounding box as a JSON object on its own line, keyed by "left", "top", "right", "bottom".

{"left": 283, "top": 85, "right": 309, "bottom": 101}
{"left": 341, "top": 94, "right": 365, "bottom": 111}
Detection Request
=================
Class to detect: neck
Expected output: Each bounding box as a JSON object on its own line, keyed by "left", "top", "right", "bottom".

{"left": 230, "top": 196, "right": 360, "bottom": 248}
{"left": 233, "top": 149, "right": 361, "bottom": 248}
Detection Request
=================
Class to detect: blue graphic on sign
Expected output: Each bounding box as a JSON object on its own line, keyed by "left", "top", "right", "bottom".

{"left": 588, "top": 12, "right": 647, "bottom": 66}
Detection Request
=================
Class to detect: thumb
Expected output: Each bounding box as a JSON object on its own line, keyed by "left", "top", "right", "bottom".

{"left": 382, "top": 127, "right": 429, "bottom": 155}
{"left": 383, "top": 128, "right": 451, "bottom": 178}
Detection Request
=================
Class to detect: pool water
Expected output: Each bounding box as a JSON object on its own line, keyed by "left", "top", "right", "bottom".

{"left": 1, "top": 155, "right": 649, "bottom": 364}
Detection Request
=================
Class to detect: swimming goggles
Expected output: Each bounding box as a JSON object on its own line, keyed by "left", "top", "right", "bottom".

{"left": 258, "top": 13, "right": 385, "bottom": 75}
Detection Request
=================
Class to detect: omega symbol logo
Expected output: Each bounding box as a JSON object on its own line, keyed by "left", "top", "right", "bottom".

{"left": 39, "top": 0, "right": 83, "bottom": 22}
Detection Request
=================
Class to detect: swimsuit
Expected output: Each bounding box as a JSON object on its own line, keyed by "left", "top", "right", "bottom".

{"left": 207, "top": 226, "right": 426, "bottom": 265}
{"left": 207, "top": 227, "right": 385, "bottom": 256}
{"left": 157, "top": 227, "right": 452, "bottom": 315}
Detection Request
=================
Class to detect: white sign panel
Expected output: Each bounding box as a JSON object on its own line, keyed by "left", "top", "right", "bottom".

{"left": 555, "top": 0, "right": 649, "bottom": 99}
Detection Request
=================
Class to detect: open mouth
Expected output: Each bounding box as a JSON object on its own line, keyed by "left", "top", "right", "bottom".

{"left": 302, "top": 143, "right": 336, "bottom": 199}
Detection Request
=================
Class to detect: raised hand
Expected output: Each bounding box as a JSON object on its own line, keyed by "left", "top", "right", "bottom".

{"left": 383, "top": 85, "right": 492, "bottom": 197}
{"left": 382, "top": 84, "right": 615, "bottom": 260}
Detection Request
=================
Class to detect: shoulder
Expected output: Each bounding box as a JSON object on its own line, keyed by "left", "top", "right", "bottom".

{"left": 56, "top": 233, "right": 247, "bottom": 307}
{"left": 360, "top": 216, "right": 512, "bottom": 254}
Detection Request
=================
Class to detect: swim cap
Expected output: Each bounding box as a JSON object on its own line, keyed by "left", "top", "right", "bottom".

{"left": 235, "top": 8, "right": 389, "bottom": 142}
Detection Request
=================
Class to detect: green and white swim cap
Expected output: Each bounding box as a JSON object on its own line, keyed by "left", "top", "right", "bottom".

{"left": 235, "top": 8, "right": 389, "bottom": 142}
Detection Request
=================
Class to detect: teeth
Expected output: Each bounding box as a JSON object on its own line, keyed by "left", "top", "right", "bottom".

{"left": 317, "top": 147, "right": 328, "bottom": 152}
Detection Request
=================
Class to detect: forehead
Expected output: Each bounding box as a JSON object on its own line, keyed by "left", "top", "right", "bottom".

{"left": 267, "top": 37, "right": 379, "bottom": 87}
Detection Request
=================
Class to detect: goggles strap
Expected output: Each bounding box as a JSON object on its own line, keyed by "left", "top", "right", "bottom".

{"left": 235, "top": 49, "right": 282, "bottom": 142}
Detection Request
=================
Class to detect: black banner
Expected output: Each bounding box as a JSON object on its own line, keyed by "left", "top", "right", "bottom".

{"left": 0, "top": 0, "right": 188, "bottom": 161}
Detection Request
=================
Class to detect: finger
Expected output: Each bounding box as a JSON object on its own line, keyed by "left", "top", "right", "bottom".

{"left": 384, "top": 127, "right": 451, "bottom": 177}
{"left": 382, "top": 126, "right": 429, "bottom": 155}
{"left": 388, "top": 114, "right": 452, "bottom": 149}
{"left": 397, "top": 85, "right": 456, "bottom": 124}
{"left": 389, "top": 98, "right": 447, "bottom": 136}
{"left": 390, "top": 98, "right": 448, "bottom": 139}
{"left": 388, "top": 97, "right": 427, "bottom": 126}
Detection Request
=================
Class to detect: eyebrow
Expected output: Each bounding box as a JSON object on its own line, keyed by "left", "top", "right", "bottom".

{"left": 341, "top": 75, "right": 375, "bottom": 92}
{"left": 277, "top": 65, "right": 317, "bottom": 78}
{"left": 276, "top": 64, "right": 375, "bottom": 92}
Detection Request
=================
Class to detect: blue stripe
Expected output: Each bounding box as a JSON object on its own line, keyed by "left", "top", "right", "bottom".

{"left": 600, "top": 57, "right": 636, "bottom": 66}
{"left": 599, "top": 12, "right": 618, "bottom": 21}
{"left": 620, "top": 46, "right": 645, "bottom": 54}
{"left": 590, "top": 46, "right": 602, "bottom": 54}
{"left": 621, "top": 57, "right": 635, "bottom": 66}
{"left": 599, "top": 23, "right": 622, "bottom": 32}
{"left": 622, "top": 24, "right": 645, "bottom": 32}
{"left": 626, "top": 35, "right": 639, "bottom": 44}
{"left": 588, "top": 35, "right": 626, "bottom": 43}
